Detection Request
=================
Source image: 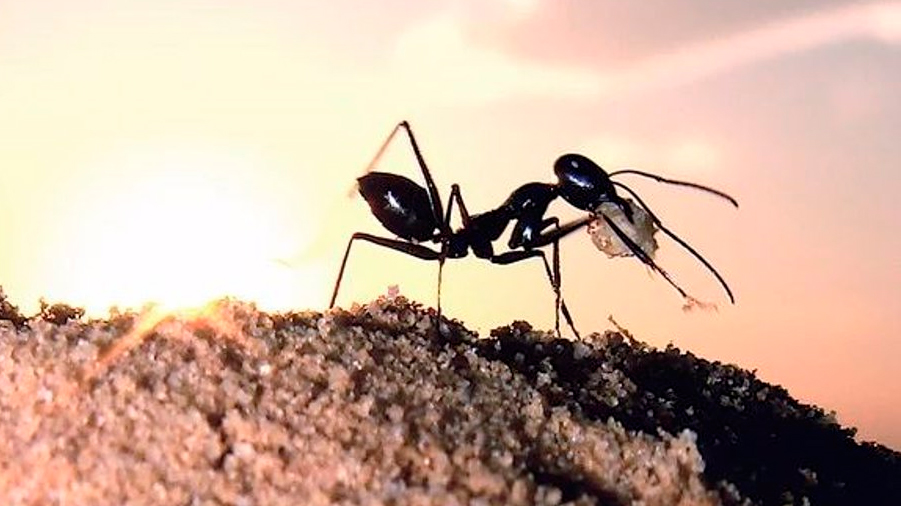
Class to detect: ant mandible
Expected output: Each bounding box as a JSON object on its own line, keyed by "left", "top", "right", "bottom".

{"left": 329, "top": 121, "right": 738, "bottom": 337}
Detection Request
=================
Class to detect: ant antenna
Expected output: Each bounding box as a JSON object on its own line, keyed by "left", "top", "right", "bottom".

{"left": 608, "top": 168, "right": 738, "bottom": 208}
{"left": 612, "top": 181, "right": 735, "bottom": 303}
{"left": 599, "top": 212, "right": 693, "bottom": 301}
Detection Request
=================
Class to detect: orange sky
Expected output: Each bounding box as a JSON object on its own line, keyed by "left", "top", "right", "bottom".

{"left": 1, "top": 0, "right": 899, "bottom": 449}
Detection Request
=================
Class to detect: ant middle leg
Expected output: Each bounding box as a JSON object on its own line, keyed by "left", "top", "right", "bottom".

{"left": 444, "top": 184, "right": 472, "bottom": 226}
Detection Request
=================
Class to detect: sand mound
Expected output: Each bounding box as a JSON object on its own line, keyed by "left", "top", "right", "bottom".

{"left": 0, "top": 296, "right": 898, "bottom": 505}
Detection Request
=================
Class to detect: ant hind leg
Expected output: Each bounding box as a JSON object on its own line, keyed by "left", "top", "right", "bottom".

{"left": 329, "top": 232, "right": 442, "bottom": 309}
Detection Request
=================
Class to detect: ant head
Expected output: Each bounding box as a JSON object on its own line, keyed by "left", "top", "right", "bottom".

{"left": 553, "top": 154, "right": 617, "bottom": 211}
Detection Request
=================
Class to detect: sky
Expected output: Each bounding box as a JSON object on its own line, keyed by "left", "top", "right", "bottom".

{"left": 1, "top": 0, "right": 899, "bottom": 449}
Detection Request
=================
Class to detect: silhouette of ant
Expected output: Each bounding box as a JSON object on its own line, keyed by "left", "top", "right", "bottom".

{"left": 329, "top": 121, "right": 737, "bottom": 337}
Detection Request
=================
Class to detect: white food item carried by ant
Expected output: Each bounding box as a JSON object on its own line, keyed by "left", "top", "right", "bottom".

{"left": 587, "top": 199, "right": 659, "bottom": 259}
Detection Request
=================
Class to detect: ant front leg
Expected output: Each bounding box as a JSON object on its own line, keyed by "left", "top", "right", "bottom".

{"left": 329, "top": 232, "right": 441, "bottom": 309}
{"left": 529, "top": 215, "right": 595, "bottom": 249}
{"left": 530, "top": 213, "right": 701, "bottom": 305}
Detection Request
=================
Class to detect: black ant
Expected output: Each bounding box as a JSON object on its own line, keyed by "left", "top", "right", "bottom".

{"left": 329, "top": 121, "right": 588, "bottom": 336}
{"left": 329, "top": 121, "right": 737, "bottom": 337}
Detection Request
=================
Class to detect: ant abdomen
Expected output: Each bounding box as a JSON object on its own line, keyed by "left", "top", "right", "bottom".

{"left": 357, "top": 172, "right": 439, "bottom": 242}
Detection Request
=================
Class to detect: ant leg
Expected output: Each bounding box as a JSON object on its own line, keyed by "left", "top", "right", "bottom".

{"left": 535, "top": 218, "right": 580, "bottom": 339}
{"left": 541, "top": 235, "right": 581, "bottom": 339}
{"left": 441, "top": 183, "right": 474, "bottom": 233}
{"left": 530, "top": 213, "right": 698, "bottom": 304}
{"left": 360, "top": 121, "right": 448, "bottom": 234}
{"left": 392, "top": 121, "right": 455, "bottom": 327}
{"left": 612, "top": 181, "right": 735, "bottom": 303}
{"left": 530, "top": 217, "right": 564, "bottom": 336}
{"left": 552, "top": 238, "right": 562, "bottom": 336}
{"left": 433, "top": 183, "right": 477, "bottom": 335}
{"left": 329, "top": 232, "right": 441, "bottom": 309}
{"left": 364, "top": 121, "right": 454, "bottom": 326}
{"left": 514, "top": 216, "right": 592, "bottom": 338}
{"left": 442, "top": 182, "right": 473, "bottom": 245}
{"left": 490, "top": 249, "right": 581, "bottom": 339}
{"left": 447, "top": 184, "right": 472, "bottom": 225}
{"left": 396, "top": 121, "right": 448, "bottom": 235}
{"left": 330, "top": 235, "right": 358, "bottom": 308}
{"left": 434, "top": 185, "right": 470, "bottom": 332}
{"left": 529, "top": 216, "right": 595, "bottom": 249}
{"left": 436, "top": 257, "right": 446, "bottom": 334}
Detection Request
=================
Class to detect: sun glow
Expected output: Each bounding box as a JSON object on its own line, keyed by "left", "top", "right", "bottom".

{"left": 41, "top": 144, "right": 320, "bottom": 315}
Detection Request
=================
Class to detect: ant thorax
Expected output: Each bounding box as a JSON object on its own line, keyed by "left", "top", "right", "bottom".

{"left": 587, "top": 199, "right": 659, "bottom": 259}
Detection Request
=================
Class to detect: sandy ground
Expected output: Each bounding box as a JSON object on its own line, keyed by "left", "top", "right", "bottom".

{"left": 0, "top": 294, "right": 898, "bottom": 505}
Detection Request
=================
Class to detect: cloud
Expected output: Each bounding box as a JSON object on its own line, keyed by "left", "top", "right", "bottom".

{"left": 497, "top": 0, "right": 541, "bottom": 20}
{"left": 591, "top": 2, "right": 901, "bottom": 97}
{"left": 481, "top": 0, "right": 887, "bottom": 65}
{"left": 385, "top": 2, "right": 901, "bottom": 108}
{"left": 387, "top": 10, "right": 599, "bottom": 106}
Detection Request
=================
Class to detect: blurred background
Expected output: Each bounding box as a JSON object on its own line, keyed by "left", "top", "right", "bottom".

{"left": 1, "top": 1, "right": 899, "bottom": 449}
